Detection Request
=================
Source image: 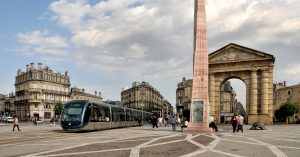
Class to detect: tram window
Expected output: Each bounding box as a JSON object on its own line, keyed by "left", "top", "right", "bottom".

{"left": 120, "top": 110, "right": 126, "bottom": 121}
{"left": 99, "top": 107, "right": 110, "bottom": 122}
{"left": 90, "top": 107, "right": 99, "bottom": 122}
{"left": 112, "top": 109, "right": 120, "bottom": 122}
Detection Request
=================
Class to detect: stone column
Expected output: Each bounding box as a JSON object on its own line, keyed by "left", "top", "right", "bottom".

{"left": 209, "top": 74, "right": 215, "bottom": 115}
{"left": 250, "top": 70, "right": 258, "bottom": 114}
{"left": 268, "top": 68, "right": 274, "bottom": 116}
{"left": 261, "top": 70, "right": 269, "bottom": 114}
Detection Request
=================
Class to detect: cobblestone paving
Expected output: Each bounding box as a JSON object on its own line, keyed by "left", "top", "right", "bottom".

{"left": 1, "top": 122, "right": 300, "bottom": 157}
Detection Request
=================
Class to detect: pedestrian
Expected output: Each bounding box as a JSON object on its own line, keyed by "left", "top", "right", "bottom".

{"left": 181, "top": 117, "right": 189, "bottom": 132}
{"left": 164, "top": 117, "right": 169, "bottom": 127}
{"left": 151, "top": 116, "right": 158, "bottom": 129}
{"left": 137, "top": 117, "right": 142, "bottom": 126}
{"left": 12, "top": 116, "right": 21, "bottom": 131}
{"left": 50, "top": 117, "right": 55, "bottom": 127}
{"left": 237, "top": 115, "right": 244, "bottom": 132}
{"left": 231, "top": 113, "right": 239, "bottom": 133}
{"left": 177, "top": 116, "right": 181, "bottom": 126}
{"left": 158, "top": 117, "right": 163, "bottom": 127}
{"left": 171, "top": 116, "right": 177, "bottom": 131}
{"left": 33, "top": 116, "right": 38, "bottom": 126}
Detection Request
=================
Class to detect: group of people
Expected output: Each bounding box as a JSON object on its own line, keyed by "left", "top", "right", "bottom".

{"left": 150, "top": 115, "right": 189, "bottom": 131}
{"left": 231, "top": 114, "right": 244, "bottom": 133}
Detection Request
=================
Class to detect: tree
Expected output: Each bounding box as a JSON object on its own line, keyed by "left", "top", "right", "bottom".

{"left": 53, "top": 102, "right": 64, "bottom": 118}
{"left": 182, "top": 109, "right": 190, "bottom": 122}
{"left": 277, "top": 102, "right": 298, "bottom": 124}
{"left": 142, "top": 107, "right": 153, "bottom": 113}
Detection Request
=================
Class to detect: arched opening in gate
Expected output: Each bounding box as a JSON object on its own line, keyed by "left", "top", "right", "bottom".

{"left": 219, "top": 77, "right": 246, "bottom": 124}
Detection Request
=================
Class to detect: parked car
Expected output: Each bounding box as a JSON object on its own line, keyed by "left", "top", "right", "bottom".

{"left": 2, "top": 117, "right": 13, "bottom": 123}
{"left": 7, "top": 117, "right": 13, "bottom": 123}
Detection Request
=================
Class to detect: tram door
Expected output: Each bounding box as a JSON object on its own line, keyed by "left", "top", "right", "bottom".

{"left": 89, "top": 106, "right": 99, "bottom": 130}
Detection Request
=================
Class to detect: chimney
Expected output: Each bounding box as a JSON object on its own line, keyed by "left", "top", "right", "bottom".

{"left": 26, "top": 64, "right": 29, "bottom": 72}
{"left": 132, "top": 82, "right": 137, "bottom": 87}
{"left": 99, "top": 92, "right": 101, "bottom": 97}
{"left": 30, "top": 63, "right": 34, "bottom": 70}
{"left": 95, "top": 91, "right": 97, "bottom": 96}
{"left": 284, "top": 81, "right": 286, "bottom": 86}
{"left": 38, "top": 63, "right": 42, "bottom": 70}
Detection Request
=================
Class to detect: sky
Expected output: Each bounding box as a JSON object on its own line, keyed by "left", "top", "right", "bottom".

{"left": 1, "top": 0, "right": 300, "bottom": 107}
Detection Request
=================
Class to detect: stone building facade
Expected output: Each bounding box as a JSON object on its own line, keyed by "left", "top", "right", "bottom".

{"left": 70, "top": 87, "right": 102, "bottom": 103}
{"left": 176, "top": 77, "right": 193, "bottom": 110}
{"left": 121, "top": 81, "right": 164, "bottom": 112}
{"left": 0, "top": 94, "right": 5, "bottom": 116}
{"left": 220, "top": 81, "right": 237, "bottom": 123}
{"left": 273, "top": 82, "right": 300, "bottom": 120}
{"left": 163, "top": 99, "right": 174, "bottom": 116}
{"left": 14, "top": 63, "right": 70, "bottom": 121}
{"left": 2, "top": 93, "right": 16, "bottom": 117}
{"left": 176, "top": 77, "right": 239, "bottom": 122}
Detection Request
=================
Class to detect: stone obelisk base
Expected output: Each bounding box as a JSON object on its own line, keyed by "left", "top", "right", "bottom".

{"left": 183, "top": 122, "right": 212, "bottom": 133}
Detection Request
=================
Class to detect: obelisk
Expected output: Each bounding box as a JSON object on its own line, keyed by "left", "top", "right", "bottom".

{"left": 186, "top": 0, "right": 211, "bottom": 132}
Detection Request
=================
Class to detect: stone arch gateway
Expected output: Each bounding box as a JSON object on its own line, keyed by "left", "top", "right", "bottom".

{"left": 208, "top": 43, "right": 275, "bottom": 125}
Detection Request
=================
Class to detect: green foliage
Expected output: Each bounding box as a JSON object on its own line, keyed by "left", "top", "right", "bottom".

{"left": 53, "top": 102, "right": 64, "bottom": 116}
{"left": 280, "top": 102, "right": 298, "bottom": 117}
{"left": 182, "top": 109, "right": 190, "bottom": 121}
{"left": 142, "top": 107, "right": 152, "bottom": 113}
{"left": 276, "top": 102, "right": 299, "bottom": 122}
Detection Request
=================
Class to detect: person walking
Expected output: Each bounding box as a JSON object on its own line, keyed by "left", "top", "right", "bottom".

{"left": 12, "top": 116, "right": 21, "bottom": 131}
{"left": 177, "top": 116, "right": 181, "bottom": 126}
{"left": 237, "top": 115, "right": 244, "bottom": 132}
{"left": 158, "top": 117, "right": 163, "bottom": 127}
{"left": 231, "top": 113, "right": 239, "bottom": 133}
{"left": 50, "top": 117, "right": 56, "bottom": 127}
{"left": 181, "top": 117, "right": 189, "bottom": 132}
{"left": 33, "top": 116, "right": 38, "bottom": 126}
{"left": 151, "top": 116, "right": 158, "bottom": 129}
{"left": 171, "top": 116, "right": 177, "bottom": 131}
{"left": 137, "top": 117, "right": 142, "bottom": 127}
{"left": 164, "top": 116, "right": 169, "bottom": 127}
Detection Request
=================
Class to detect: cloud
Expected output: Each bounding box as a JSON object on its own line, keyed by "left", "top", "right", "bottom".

{"left": 47, "top": 0, "right": 194, "bottom": 82}
{"left": 12, "top": 0, "right": 300, "bottom": 104}
{"left": 14, "top": 30, "right": 69, "bottom": 61}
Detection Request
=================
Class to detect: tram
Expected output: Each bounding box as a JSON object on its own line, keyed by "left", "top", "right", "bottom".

{"left": 60, "top": 100, "right": 153, "bottom": 131}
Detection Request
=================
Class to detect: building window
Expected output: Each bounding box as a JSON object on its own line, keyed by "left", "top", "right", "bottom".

{"left": 44, "top": 112, "right": 51, "bottom": 119}
{"left": 35, "top": 104, "right": 38, "bottom": 108}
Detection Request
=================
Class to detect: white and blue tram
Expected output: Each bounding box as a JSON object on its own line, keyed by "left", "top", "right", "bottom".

{"left": 60, "top": 100, "right": 153, "bottom": 131}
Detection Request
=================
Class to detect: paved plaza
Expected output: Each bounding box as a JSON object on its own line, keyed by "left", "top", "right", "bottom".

{"left": 1, "top": 122, "right": 300, "bottom": 157}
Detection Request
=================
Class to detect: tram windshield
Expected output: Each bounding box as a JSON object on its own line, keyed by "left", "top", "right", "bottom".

{"left": 61, "top": 102, "right": 85, "bottom": 122}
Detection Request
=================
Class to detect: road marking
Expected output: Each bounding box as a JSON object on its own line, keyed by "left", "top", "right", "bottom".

{"left": 31, "top": 148, "right": 132, "bottom": 157}
{"left": 246, "top": 137, "right": 288, "bottom": 157}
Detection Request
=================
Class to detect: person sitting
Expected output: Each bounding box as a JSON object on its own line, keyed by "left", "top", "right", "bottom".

{"left": 209, "top": 121, "right": 218, "bottom": 132}
{"left": 181, "top": 118, "right": 189, "bottom": 132}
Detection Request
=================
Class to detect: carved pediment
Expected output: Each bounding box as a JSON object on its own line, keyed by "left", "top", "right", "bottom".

{"left": 209, "top": 43, "right": 275, "bottom": 63}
